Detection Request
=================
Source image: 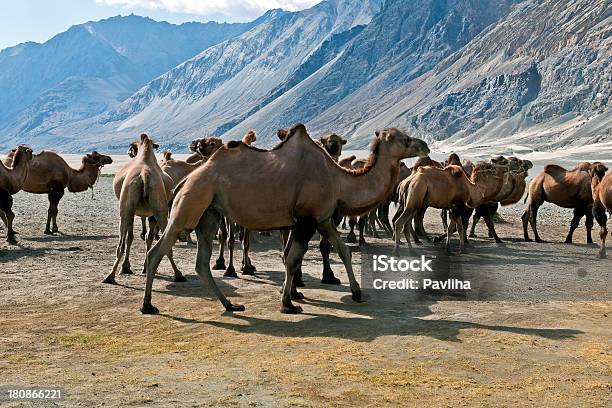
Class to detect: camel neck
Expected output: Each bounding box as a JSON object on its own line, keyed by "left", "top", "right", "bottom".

{"left": 68, "top": 162, "right": 99, "bottom": 193}
{"left": 337, "top": 148, "right": 400, "bottom": 216}
{"left": 5, "top": 151, "right": 30, "bottom": 194}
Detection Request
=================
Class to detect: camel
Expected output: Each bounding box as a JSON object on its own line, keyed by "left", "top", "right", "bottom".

{"left": 141, "top": 124, "right": 429, "bottom": 314}
{"left": 103, "top": 134, "right": 185, "bottom": 284}
{"left": 522, "top": 161, "right": 608, "bottom": 244}
{"left": 469, "top": 157, "right": 533, "bottom": 240}
{"left": 188, "top": 137, "right": 224, "bottom": 163}
{"left": 279, "top": 131, "right": 350, "bottom": 285}
{"left": 3, "top": 150, "right": 112, "bottom": 235}
{"left": 591, "top": 167, "right": 612, "bottom": 258}
{"left": 394, "top": 162, "right": 504, "bottom": 254}
{"left": 0, "top": 145, "right": 33, "bottom": 244}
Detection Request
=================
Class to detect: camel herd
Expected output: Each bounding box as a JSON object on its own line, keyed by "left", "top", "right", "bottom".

{"left": 0, "top": 124, "right": 610, "bottom": 315}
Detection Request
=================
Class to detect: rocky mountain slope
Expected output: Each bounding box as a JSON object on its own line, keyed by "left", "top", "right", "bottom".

{"left": 0, "top": 0, "right": 609, "bottom": 154}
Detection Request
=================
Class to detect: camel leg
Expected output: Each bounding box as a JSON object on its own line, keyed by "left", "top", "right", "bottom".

{"left": 44, "top": 187, "right": 63, "bottom": 234}
{"left": 564, "top": 206, "right": 586, "bottom": 244}
{"left": 0, "top": 209, "right": 8, "bottom": 231}
{"left": 341, "top": 217, "right": 347, "bottom": 230}
{"left": 318, "top": 219, "right": 362, "bottom": 302}
{"left": 241, "top": 229, "right": 256, "bottom": 275}
{"left": 347, "top": 217, "right": 357, "bottom": 243}
{"left": 469, "top": 213, "right": 480, "bottom": 238}
{"left": 103, "top": 213, "right": 134, "bottom": 284}
{"left": 152, "top": 213, "right": 185, "bottom": 282}
{"left": 445, "top": 218, "right": 456, "bottom": 253}
{"left": 368, "top": 211, "right": 380, "bottom": 238}
{"left": 280, "top": 229, "right": 291, "bottom": 264}
{"left": 213, "top": 218, "right": 227, "bottom": 270}
{"left": 0, "top": 192, "right": 17, "bottom": 244}
{"left": 481, "top": 206, "right": 502, "bottom": 243}
{"left": 224, "top": 221, "right": 237, "bottom": 277}
{"left": 456, "top": 213, "right": 466, "bottom": 254}
{"left": 282, "top": 218, "right": 317, "bottom": 313}
{"left": 585, "top": 206, "right": 594, "bottom": 244}
{"left": 441, "top": 210, "right": 448, "bottom": 231}
{"left": 528, "top": 202, "right": 544, "bottom": 243}
{"left": 320, "top": 236, "right": 341, "bottom": 284}
{"left": 593, "top": 201, "right": 608, "bottom": 258}
{"left": 521, "top": 207, "right": 531, "bottom": 242}
{"left": 142, "top": 216, "right": 157, "bottom": 275}
{"left": 140, "top": 217, "right": 147, "bottom": 240}
{"left": 120, "top": 223, "right": 134, "bottom": 275}
{"left": 358, "top": 216, "right": 367, "bottom": 246}
{"left": 393, "top": 207, "right": 411, "bottom": 256}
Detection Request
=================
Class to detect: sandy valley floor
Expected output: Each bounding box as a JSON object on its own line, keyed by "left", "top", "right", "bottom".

{"left": 0, "top": 176, "right": 610, "bottom": 407}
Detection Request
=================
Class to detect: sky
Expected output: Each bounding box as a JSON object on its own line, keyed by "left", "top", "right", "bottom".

{"left": 0, "top": 0, "right": 320, "bottom": 50}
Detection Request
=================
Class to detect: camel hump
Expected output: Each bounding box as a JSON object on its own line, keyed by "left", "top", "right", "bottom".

{"left": 226, "top": 141, "right": 241, "bottom": 149}
{"left": 444, "top": 165, "right": 464, "bottom": 178}
{"left": 544, "top": 164, "right": 567, "bottom": 176}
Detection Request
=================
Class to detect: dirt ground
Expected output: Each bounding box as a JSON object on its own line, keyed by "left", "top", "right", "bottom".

{"left": 0, "top": 176, "right": 610, "bottom": 407}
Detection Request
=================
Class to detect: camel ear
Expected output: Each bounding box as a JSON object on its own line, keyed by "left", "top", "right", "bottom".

{"left": 277, "top": 129, "right": 289, "bottom": 140}
{"left": 320, "top": 137, "right": 326, "bottom": 144}
{"left": 375, "top": 131, "right": 380, "bottom": 137}
{"left": 140, "top": 133, "right": 148, "bottom": 142}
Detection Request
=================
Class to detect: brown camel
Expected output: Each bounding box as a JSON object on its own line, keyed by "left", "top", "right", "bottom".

{"left": 141, "top": 124, "right": 429, "bottom": 314}
{"left": 522, "top": 161, "right": 608, "bottom": 244}
{"left": 279, "top": 131, "right": 349, "bottom": 285}
{"left": 469, "top": 157, "right": 533, "bottom": 240}
{"left": 187, "top": 137, "right": 224, "bottom": 163}
{"left": 591, "top": 167, "right": 612, "bottom": 258}
{"left": 395, "top": 161, "right": 508, "bottom": 254}
{"left": 4, "top": 150, "right": 112, "bottom": 234}
{"left": 0, "top": 145, "right": 33, "bottom": 244}
{"left": 103, "top": 134, "right": 185, "bottom": 284}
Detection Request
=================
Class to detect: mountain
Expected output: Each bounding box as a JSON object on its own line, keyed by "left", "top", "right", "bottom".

{"left": 0, "top": 12, "right": 277, "bottom": 148}
{"left": 1, "top": 0, "right": 609, "bottom": 154}
{"left": 92, "top": 0, "right": 384, "bottom": 151}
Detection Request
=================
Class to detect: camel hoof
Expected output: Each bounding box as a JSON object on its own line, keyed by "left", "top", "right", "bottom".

{"left": 241, "top": 265, "right": 256, "bottom": 276}
{"left": 174, "top": 274, "right": 187, "bottom": 283}
{"left": 495, "top": 239, "right": 504, "bottom": 244}
{"left": 351, "top": 289, "right": 363, "bottom": 302}
{"left": 321, "top": 275, "right": 341, "bottom": 285}
{"left": 598, "top": 253, "right": 607, "bottom": 259}
{"left": 346, "top": 233, "right": 356, "bottom": 243}
{"left": 359, "top": 238, "right": 367, "bottom": 246}
{"left": 212, "top": 260, "right": 226, "bottom": 270}
{"left": 535, "top": 238, "right": 545, "bottom": 243}
{"left": 120, "top": 266, "right": 133, "bottom": 275}
{"left": 7, "top": 237, "right": 18, "bottom": 245}
{"left": 44, "top": 230, "right": 53, "bottom": 235}
{"left": 469, "top": 233, "right": 477, "bottom": 238}
{"left": 280, "top": 304, "right": 303, "bottom": 314}
{"left": 564, "top": 239, "right": 572, "bottom": 244}
{"left": 225, "top": 303, "right": 245, "bottom": 312}
{"left": 140, "top": 304, "right": 159, "bottom": 315}
{"left": 224, "top": 266, "right": 237, "bottom": 278}
{"left": 102, "top": 276, "right": 116, "bottom": 284}
{"left": 524, "top": 237, "right": 532, "bottom": 242}
{"left": 291, "top": 291, "right": 304, "bottom": 300}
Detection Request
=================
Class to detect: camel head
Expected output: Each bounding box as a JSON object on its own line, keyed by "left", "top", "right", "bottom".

{"left": 191, "top": 137, "right": 223, "bottom": 158}
{"left": 373, "top": 128, "right": 429, "bottom": 160}
{"left": 128, "top": 136, "right": 159, "bottom": 158}
{"left": 242, "top": 130, "right": 257, "bottom": 146}
{"left": 491, "top": 155, "right": 510, "bottom": 166}
{"left": 320, "top": 133, "right": 347, "bottom": 159}
{"left": 83, "top": 151, "right": 113, "bottom": 168}
{"left": 446, "top": 153, "right": 461, "bottom": 166}
{"left": 588, "top": 162, "right": 609, "bottom": 181}
{"left": 11, "top": 145, "right": 33, "bottom": 163}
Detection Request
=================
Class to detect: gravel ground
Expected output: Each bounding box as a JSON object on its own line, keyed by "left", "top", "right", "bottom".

{"left": 0, "top": 176, "right": 610, "bottom": 407}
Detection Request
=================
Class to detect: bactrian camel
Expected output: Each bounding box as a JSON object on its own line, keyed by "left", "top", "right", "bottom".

{"left": 0, "top": 145, "right": 33, "bottom": 244}
{"left": 4, "top": 150, "right": 112, "bottom": 235}
{"left": 102, "top": 134, "right": 185, "bottom": 284}
{"left": 522, "top": 162, "right": 608, "bottom": 244}
{"left": 141, "top": 124, "right": 429, "bottom": 315}
{"left": 591, "top": 166, "right": 612, "bottom": 258}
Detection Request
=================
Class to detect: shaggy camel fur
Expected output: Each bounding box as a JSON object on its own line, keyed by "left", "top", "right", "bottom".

{"left": 0, "top": 145, "right": 33, "bottom": 244}
{"left": 591, "top": 167, "right": 612, "bottom": 258}
{"left": 396, "top": 161, "right": 508, "bottom": 254}
{"left": 102, "top": 134, "right": 185, "bottom": 284}
{"left": 142, "top": 124, "right": 429, "bottom": 314}
{"left": 522, "top": 161, "right": 608, "bottom": 244}
{"left": 4, "top": 150, "right": 112, "bottom": 235}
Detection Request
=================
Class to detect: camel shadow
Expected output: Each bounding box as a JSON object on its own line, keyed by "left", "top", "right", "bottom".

{"left": 159, "top": 296, "right": 583, "bottom": 343}
{"left": 25, "top": 234, "right": 116, "bottom": 243}
{"left": 0, "top": 246, "right": 49, "bottom": 261}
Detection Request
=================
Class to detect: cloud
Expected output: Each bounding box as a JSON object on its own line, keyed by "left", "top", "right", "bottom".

{"left": 96, "top": 0, "right": 321, "bottom": 21}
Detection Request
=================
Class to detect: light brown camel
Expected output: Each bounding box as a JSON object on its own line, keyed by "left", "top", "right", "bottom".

{"left": 103, "top": 134, "right": 185, "bottom": 284}
{"left": 395, "top": 162, "right": 507, "bottom": 254}
{"left": 187, "top": 137, "right": 224, "bottom": 163}
{"left": 4, "top": 150, "right": 112, "bottom": 234}
{"left": 591, "top": 167, "right": 612, "bottom": 258}
{"left": 141, "top": 124, "right": 429, "bottom": 314}
{"left": 522, "top": 161, "right": 608, "bottom": 243}
{"left": 469, "top": 157, "right": 533, "bottom": 240}
{"left": 278, "top": 131, "right": 349, "bottom": 285}
{"left": 0, "top": 145, "right": 33, "bottom": 244}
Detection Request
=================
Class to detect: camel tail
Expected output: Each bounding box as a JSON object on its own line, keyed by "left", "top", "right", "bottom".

{"left": 141, "top": 169, "right": 150, "bottom": 201}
